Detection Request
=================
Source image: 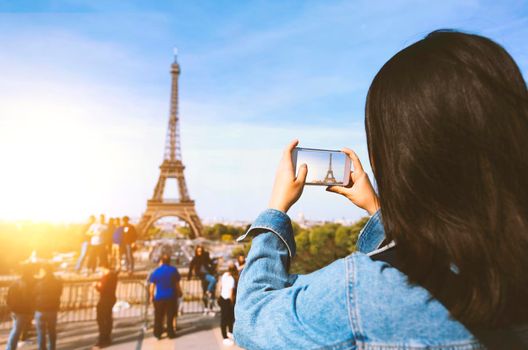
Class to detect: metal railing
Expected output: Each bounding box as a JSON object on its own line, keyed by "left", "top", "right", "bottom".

{"left": 180, "top": 278, "right": 221, "bottom": 314}
{"left": 0, "top": 276, "right": 219, "bottom": 331}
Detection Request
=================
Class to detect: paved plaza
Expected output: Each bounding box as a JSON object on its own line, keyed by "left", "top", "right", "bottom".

{"left": 0, "top": 314, "right": 243, "bottom": 350}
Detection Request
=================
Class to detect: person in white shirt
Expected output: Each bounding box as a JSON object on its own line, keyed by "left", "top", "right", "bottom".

{"left": 87, "top": 214, "right": 108, "bottom": 273}
{"left": 218, "top": 261, "right": 238, "bottom": 346}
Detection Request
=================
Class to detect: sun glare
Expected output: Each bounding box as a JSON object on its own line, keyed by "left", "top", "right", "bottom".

{"left": 0, "top": 83, "right": 129, "bottom": 223}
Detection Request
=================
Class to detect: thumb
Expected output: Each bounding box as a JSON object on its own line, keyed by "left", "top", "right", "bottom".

{"left": 326, "top": 185, "right": 346, "bottom": 195}
{"left": 296, "top": 163, "right": 308, "bottom": 184}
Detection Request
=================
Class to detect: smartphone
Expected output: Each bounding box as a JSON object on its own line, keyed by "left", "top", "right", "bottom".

{"left": 292, "top": 147, "right": 351, "bottom": 186}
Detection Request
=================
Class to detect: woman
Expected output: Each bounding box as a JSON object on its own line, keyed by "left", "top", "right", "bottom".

{"left": 188, "top": 245, "right": 217, "bottom": 314}
{"left": 218, "top": 261, "right": 238, "bottom": 346}
{"left": 234, "top": 30, "right": 528, "bottom": 349}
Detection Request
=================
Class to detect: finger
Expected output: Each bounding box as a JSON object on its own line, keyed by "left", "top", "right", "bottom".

{"left": 282, "top": 139, "right": 299, "bottom": 172}
{"left": 283, "top": 139, "right": 299, "bottom": 155}
{"left": 295, "top": 163, "right": 308, "bottom": 184}
{"left": 344, "top": 171, "right": 354, "bottom": 188}
{"left": 341, "top": 147, "right": 364, "bottom": 173}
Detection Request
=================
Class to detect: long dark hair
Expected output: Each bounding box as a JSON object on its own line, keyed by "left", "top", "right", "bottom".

{"left": 366, "top": 30, "right": 528, "bottom": 328}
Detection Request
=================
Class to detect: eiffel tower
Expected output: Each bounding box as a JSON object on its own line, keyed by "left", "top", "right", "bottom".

{"left": 324, "top": 153, "right": 337, "bottom": 183}
{"left": 137, "top": 50, "right": 203, "bottom": 238}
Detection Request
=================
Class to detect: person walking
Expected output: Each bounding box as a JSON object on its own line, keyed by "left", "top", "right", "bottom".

{"left": 94, "top": 267, "right": 118, "bottom": 348}
{"left": 121, "top": 216, "right": 137, "bottom": 275}
{"left": 6, "top": 265, "right": 35, "bottom": 350}
{"left": 218, "top": 261, "right": 238, "bottom": 347}
{"left": 149, "top": 254, "right": 183, "bottom": 340}
{"left": 75, "top": 215, "right": 96, "bottom": 272}
{"left": 188, "top": 246, "right": 216, "bottom": 315}
{"left": 34, "top": 264, "right": 63, "bottom": 350}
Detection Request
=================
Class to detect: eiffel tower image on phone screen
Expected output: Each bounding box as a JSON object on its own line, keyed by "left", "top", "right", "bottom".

{"left": 324, "top": 153, "right": 337, "bottom": 183}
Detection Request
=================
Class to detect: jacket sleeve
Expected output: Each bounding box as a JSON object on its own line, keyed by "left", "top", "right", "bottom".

{"left": 233, "top": 209, "right": 355, "bottom": 350}
{"left": 356, "top": 210, "right": 386, "bottom": 254}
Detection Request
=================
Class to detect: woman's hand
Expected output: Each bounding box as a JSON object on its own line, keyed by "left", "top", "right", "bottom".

{"left": 326, "top": 148, "right": 380, "bottom": 215}
{"left": 268, "top": 140, "right": 308, "bottom": 213}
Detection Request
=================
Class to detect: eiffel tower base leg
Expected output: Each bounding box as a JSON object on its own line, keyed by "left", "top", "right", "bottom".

{"left": 137, "top": 201, "right": 203, "bottom": 238}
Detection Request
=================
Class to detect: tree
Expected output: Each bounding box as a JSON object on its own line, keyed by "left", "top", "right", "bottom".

{"left": 290, "top": 217, "right": 369, "bottom": 274}
{"left": 191, "top": 217, "right": 370, "bottom": 276}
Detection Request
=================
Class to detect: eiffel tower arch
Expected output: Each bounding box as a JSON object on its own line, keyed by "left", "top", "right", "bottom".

{"left": 138, "top": 51, "right": 203, "bottom": 238}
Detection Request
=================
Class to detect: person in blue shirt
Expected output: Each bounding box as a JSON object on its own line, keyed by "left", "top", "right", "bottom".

{"left": 149, "top": 254, "right": 183, "bottom": 339}
{"left": 111, "top": 220, "right": 124, "bottom": 270}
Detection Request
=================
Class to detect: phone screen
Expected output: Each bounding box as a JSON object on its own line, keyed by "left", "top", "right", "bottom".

{"left": 293, "top": 148, "right": 349, "bottom": 186}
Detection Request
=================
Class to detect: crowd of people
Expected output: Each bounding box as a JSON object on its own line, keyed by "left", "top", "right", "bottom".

{"left": 75, "top": 214, "right": 137, "bottom": 275}
{"left": 5, "top": 263, "right": 118, "bottom": 349}
{"left": 6, "top": 264, "right": 61, "bottom": 350}
{"left": 4, "top": 217, "right": 246, "bottom": 349}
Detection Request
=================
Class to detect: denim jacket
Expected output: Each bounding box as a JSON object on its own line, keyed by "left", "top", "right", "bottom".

{"left": 234, "top": 209, "right": 483, "bottom": 350}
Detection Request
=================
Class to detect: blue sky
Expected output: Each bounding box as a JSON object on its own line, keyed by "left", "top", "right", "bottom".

{"left": 0, "top": 0, "right": 527, "bottom": 223}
